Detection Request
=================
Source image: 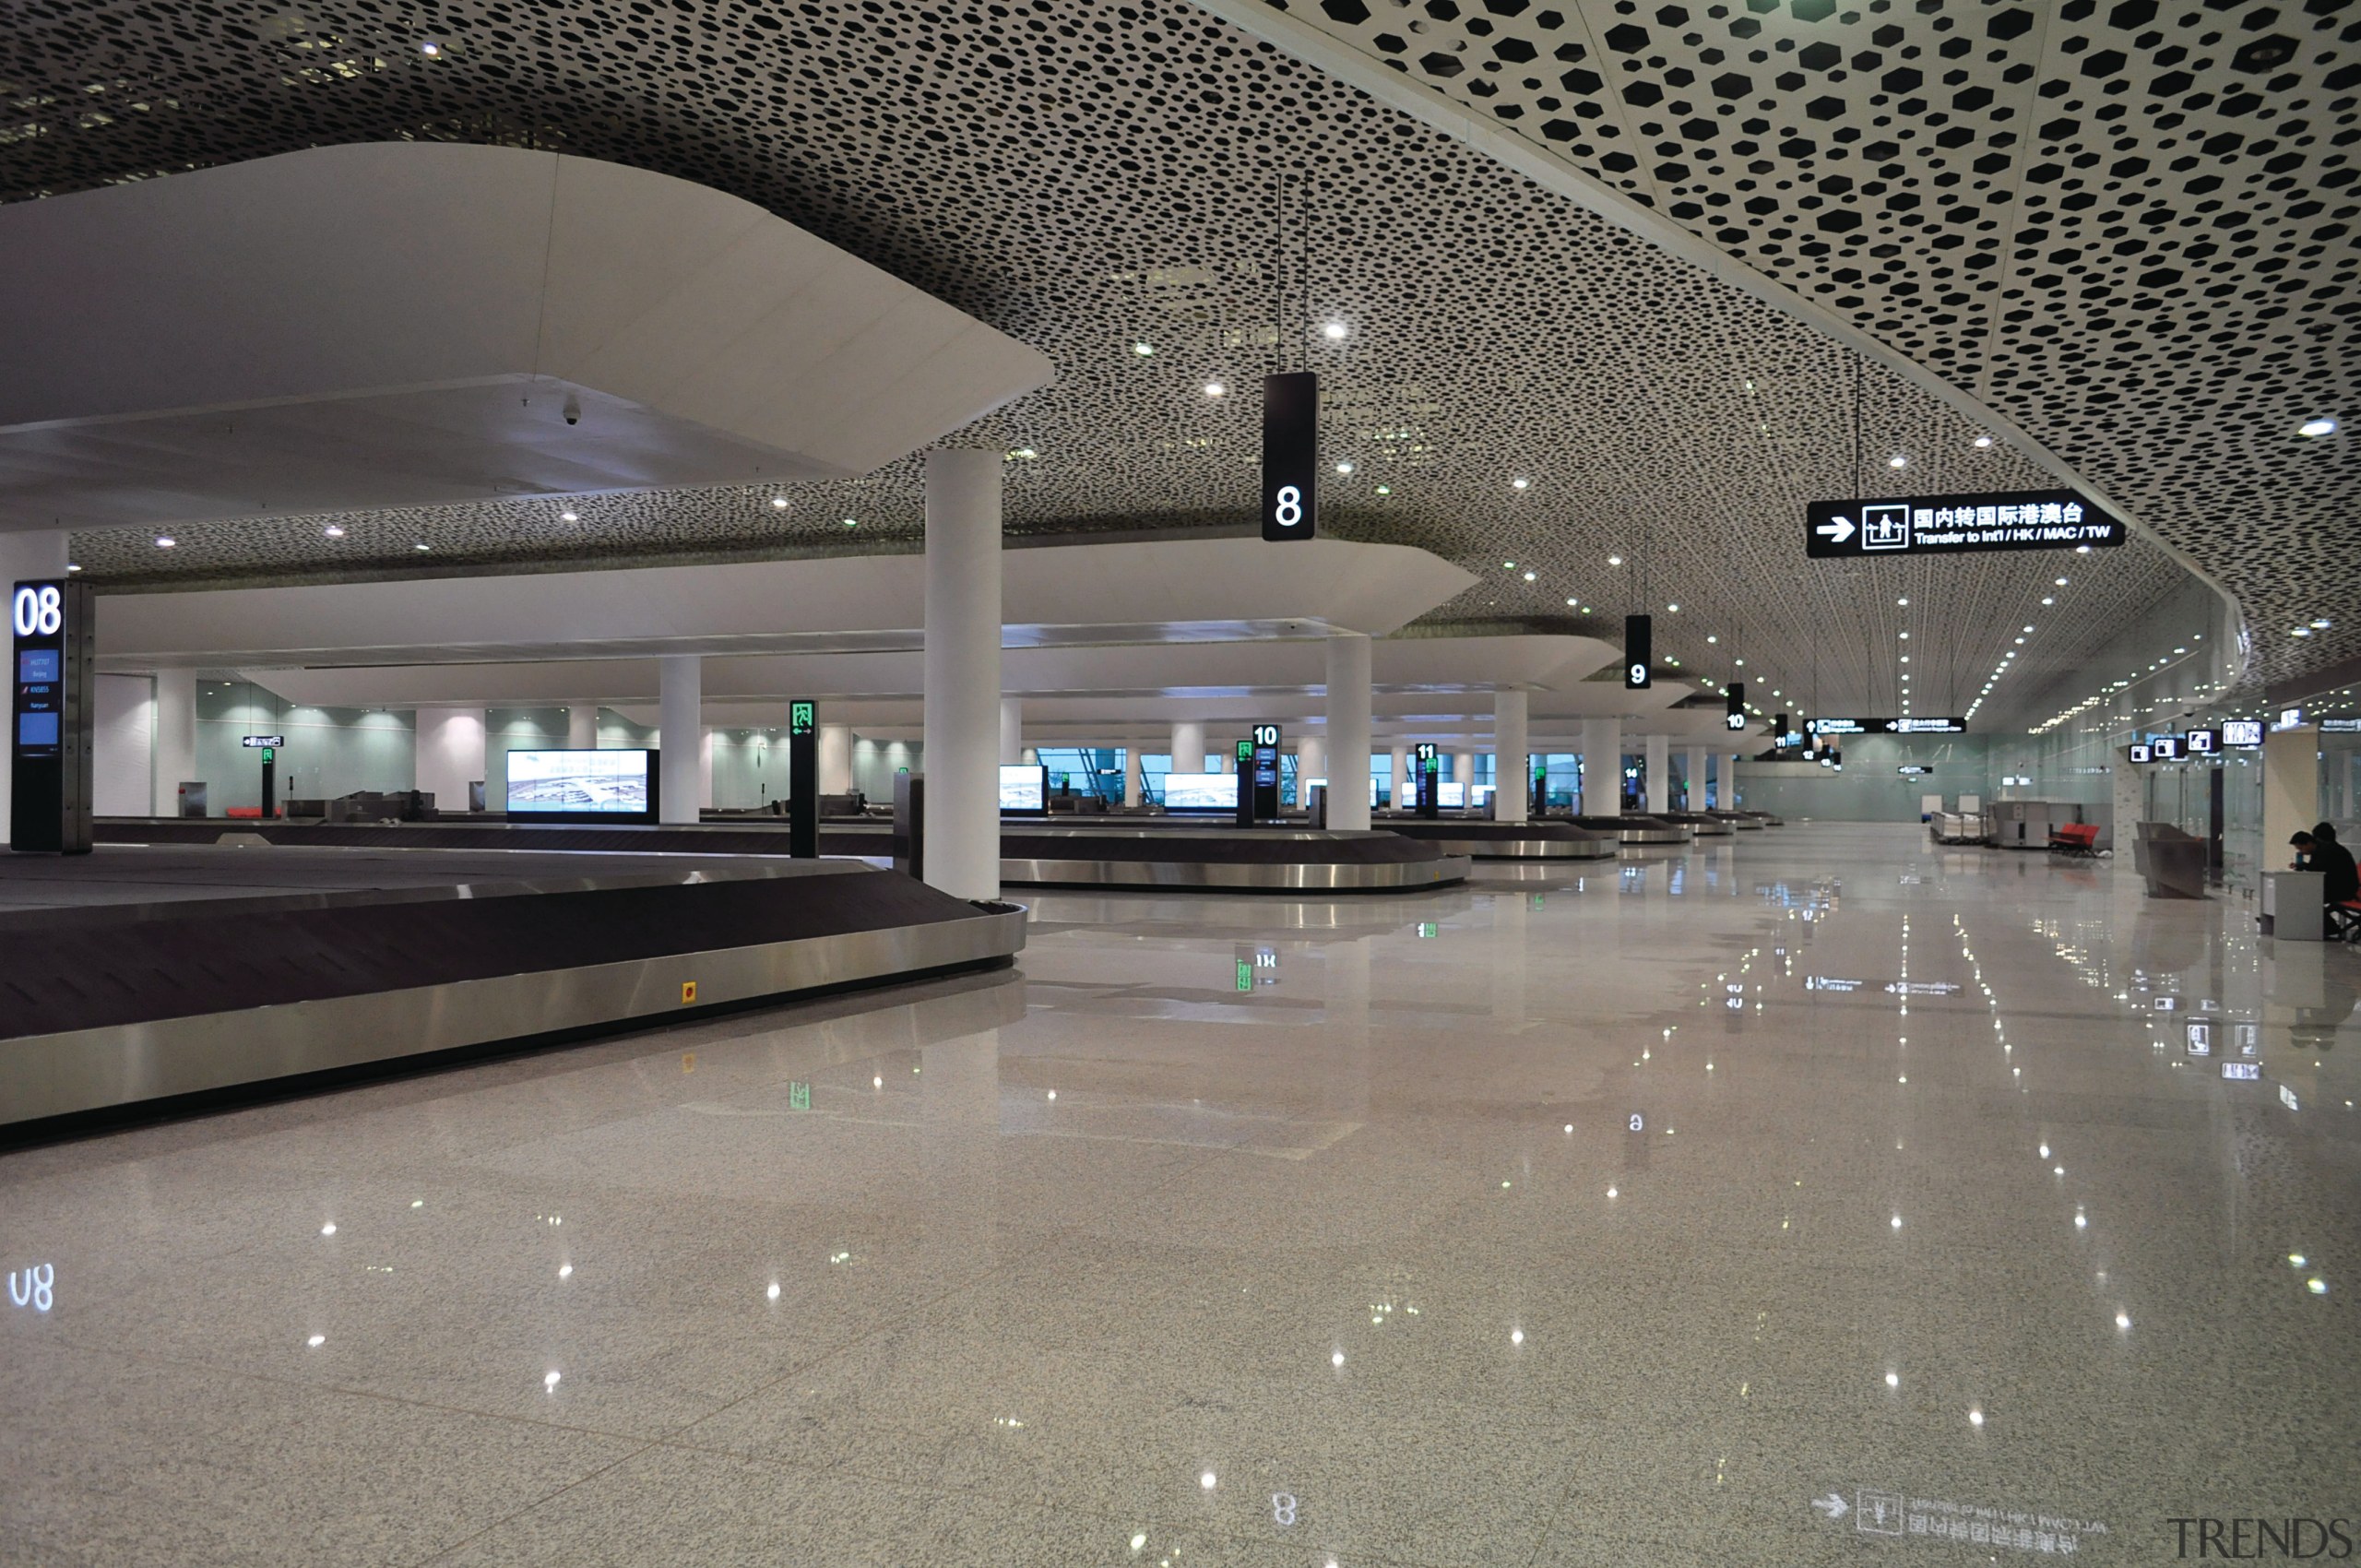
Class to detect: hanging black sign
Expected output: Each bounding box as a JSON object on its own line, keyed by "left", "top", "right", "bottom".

{"left": 1805, "top": 716, "right": 1967, "bottom": 736}
{"left": 1624, "top": 614, "right": 1653, "bottom": 690}
{"left": 1805, "top": 488, "right": 2126, "bottom": 559}
{"left": 1261, "top": 372, "right": 1317, "bottom": 543}
{"left": 11, "top": 578, "right": 94, "bottom": 854}
{"left": 1724, "top": 683, "right": 1746, "bottom": 731}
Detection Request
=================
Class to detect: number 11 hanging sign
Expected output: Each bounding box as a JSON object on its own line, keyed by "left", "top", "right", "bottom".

{"left": 1262, "top": 372, "right": 1317, "bottom": 542}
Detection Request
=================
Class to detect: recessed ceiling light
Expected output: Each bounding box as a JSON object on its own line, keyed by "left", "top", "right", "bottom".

{"left": 323, "top": 525, "right": 345, "bottom": 539}
{"left": 1896, "top": 596, "right": 1909, "bottom": 606}
{"left": 771, "top": 495, "right": 790, "bottom": 509}
{"left": 1523, "top": 570, "right": 1536, "bottom": 582}
{"left": 419, "top": 40, "right": 441, "bottom": 56}
{"left": 1608, "top": 554, "right": 1624, "bottom": 566}
{"left": 65, "top": 563, "right": 80, "bottom": 572}
{"left": 1705, "top": 635, "right": 1718, "bottom": 644}
{"left": 154, "top": 536, "right": 175, "bottom": 548}
{"left": 1321, "top": 321, "right": 1348, "bottom": 340}
{"left": 2311, "top": 617, "right": 2333, "bottom": 629}
{"left": 1667, "top": 603, "right": 1679, "bottom": 612}
{"left": 1566, "top": 597, "right": 1579, "bottom": 606}
{"left": 2298, "top": 417, "right": 2338, "bottom": 437}
{"left": 1974, "top": 435, "right": 1994, "bottom": 448}
{"left": 842, "top": 517, "right": 860, "bottom": 528}
{"left": 559, "top": 509, "right": 578, "bottom": 522}
{"left": 1511, "top": 476, "right": 1530, "bottom": 490}
{"left": 1888, "top": 455, "right": 1908, "bottom": 469}
{"left": 1133, "top": 342, "right": 1154, "bottom": 356}
{"left": 413, "top": 541, "right": 432, "bottom": 552}
{"left": 1335, "top": 460, "right": 1354, "bottom": 474}
{"left": 2055, "top": 577, "right": 2070, "bottom": 586}
{"left": 1374, "top": 484, "right": 1392, "bottom": 495}
{"left": 1202, "top": 381, "right": 1225, "bottom": 398}
{"left": 2041, "top": 596, "right": 2054, "bottom": 605}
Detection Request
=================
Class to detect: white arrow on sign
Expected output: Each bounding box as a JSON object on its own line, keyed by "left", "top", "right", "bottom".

{"left": 1816, "top": 516, "right": 1857, "bottom": 544}
{"left": 1812, "top": 1493, "right": 1849, "bottom": 1521}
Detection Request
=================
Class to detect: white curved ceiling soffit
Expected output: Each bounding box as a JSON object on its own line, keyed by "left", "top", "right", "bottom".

{"left": 7, "top": 0, "right": 2350, "bottom": 718}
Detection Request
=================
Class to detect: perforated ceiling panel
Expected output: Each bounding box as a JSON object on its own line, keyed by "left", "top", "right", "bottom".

{"left": 3, "top": 0, "right": 2340, "bottom": 723}
{"left": 1242, "top": 0, "right": 2361, "bottom": 688}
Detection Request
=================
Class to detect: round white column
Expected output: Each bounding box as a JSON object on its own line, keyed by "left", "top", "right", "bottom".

{"left": 1170, "top": 720, "right": 1204, "bottom": 777}
{"left": 1296, "top": 736, "right": 1327, "bottom": 795}
{"left": 923, "top": 448, "right": 1003, "bottom": 901}
{"left": 818, "top": 723, "right": 853, "bottom": 795}
{"left": 566, "top": 705, "right": 597, "bottom": 749}
{"left": 1645, "top": 733, "right": 1671, "bottom": 814}
{"left": 416, "top": 707, "right": 487, "bottom": 814}
{"left": 1123, "top": 734, "right": 1145, "bottom": 808}
{"left": 1686, "top": 746, "right": 1709, "bottom": 810}
{"left": 1493, "top": 689, "right": 1529, "bottom": 825}
{"left": 1323, "top": 634, "right": 1372, "bottom": 831}
{"left": 1581, "top": 717, "right": 1622, "bottom": 817}
{"left": 1390, "top": 744, "right": 1409, "bottom": 811}
{"left": 999, "top": 697, "right": 1024, "bottom": 766}
{"left": 1454, "top": 751, "right": 1476, "bottom": 786}
{"left": 152, "top": 667, "right": 197, "bottom": 816}
{"left": 658, "top": 655, "right": 701, "bottom": 824}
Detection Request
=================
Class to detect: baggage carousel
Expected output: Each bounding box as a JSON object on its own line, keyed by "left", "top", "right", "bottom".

{"left": 817, "top": 821, "right": 1469, "bottom": 891}
{"left": 2, "top": 840, "right": 1024, "bottom": 1134}
{"left": 1657, "top": 811, "right": 1736, "bottom": 837}
{"left": 1574, "top": 814, "right": 1695, "bottom": 846}
{"left": 1380, "top": 819, "right": 1618, "bottom": 861}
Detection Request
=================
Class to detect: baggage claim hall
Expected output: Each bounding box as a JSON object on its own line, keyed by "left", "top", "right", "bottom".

{"left": 1, "top": 1, "right": 2355, "bottom": 1562}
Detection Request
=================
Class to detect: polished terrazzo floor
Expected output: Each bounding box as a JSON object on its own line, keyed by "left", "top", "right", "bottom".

{"left": 3, "top": 824, "right": 2355, "bottom": 1565}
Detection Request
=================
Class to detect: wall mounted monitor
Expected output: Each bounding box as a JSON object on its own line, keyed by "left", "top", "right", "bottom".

{"left": 998, "top": 764, "right": 1048, "bottom": 814}
{"left": 2185, "top": 728, "right": 2218, "bottom": 755}
{"left": 1161, "top": 772, "right": 1239, "bottom": 812}
{"left": 1437, "top": 781, "right": 1465, "bottom": 808}
{"left": 2221, "top": 719, "right": 2263, "bottom": 748}
{"left": 2129, "top": 743, "right": 2152, "bottom": 763}
{"left": 506, "top": 748, "right": 657, "bottom": 821}
{"left": 2149, "top": 735, "right": 2184, "bottom": 761}
{"left": 1471, "top": 784, "right": 1496, "bottom": 808}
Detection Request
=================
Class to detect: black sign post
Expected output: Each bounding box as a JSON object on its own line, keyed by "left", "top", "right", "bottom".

{"left": 788, "top": 699, "right": 818, "bottom": 858}
{"left": 10, "top": 578, "right": 94, "bottom": 853}
{"left": 1624, "top": 614, "right": 1653, "bottom": 690}
{"left": 1414, "top": 742, "right": 1440, "bottom": 818}
{"left": 1262, "top": 372, "right": 1318, "bottom": 543}
{"left": 240, "top": 734, "right": 284, "bottom": 820}
{"left": 1806, "top": 489, "right": 2126, "bottom": 560}
{"left": 1725, "top": 683, "right": 1747, "bottom": 732}
{"left": 1249, "top": 723, "right": 1281, "bottom": 821}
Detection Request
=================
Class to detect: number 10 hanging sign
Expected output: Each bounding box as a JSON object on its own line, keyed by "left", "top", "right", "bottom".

{"left": 1262, "top": 372, "right": 1317, "bottom": 542}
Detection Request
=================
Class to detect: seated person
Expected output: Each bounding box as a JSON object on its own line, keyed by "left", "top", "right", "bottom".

{"left": 2297, "top": 824, "right": 2361, "bottom": 936}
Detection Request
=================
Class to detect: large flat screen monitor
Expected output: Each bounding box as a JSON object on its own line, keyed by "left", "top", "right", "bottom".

{"left": 999, "top": 764, "right": 1048, "bottom": 814}
{"left": 1471, "top": 784, "right": 1495, "bottom": 808}
{"left": 1438, "top": 781, "right": 1465, "bottom": 808}
{"left": 505, "top": 748, "right": 658, "bottom": 821}
{"left": 1161, "top": 772, "right": 1238, "bottom": 811}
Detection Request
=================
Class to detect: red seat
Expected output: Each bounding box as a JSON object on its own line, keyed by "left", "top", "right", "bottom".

{"left": 2048, "top": 823, "right": 2101, "bottom": 856}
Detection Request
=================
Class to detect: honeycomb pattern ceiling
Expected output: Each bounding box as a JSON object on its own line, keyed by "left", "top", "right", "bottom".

{"left": 2, "top": 0, "right": 2340, "bottom": 723}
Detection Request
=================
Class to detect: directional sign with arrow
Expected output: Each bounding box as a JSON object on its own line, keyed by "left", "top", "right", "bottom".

{"left": 1806, "top": 488, "right": 2127, "bottom": 560}
{"left": 1812, "top": 1493, "right": 1849, "bottom": 1521}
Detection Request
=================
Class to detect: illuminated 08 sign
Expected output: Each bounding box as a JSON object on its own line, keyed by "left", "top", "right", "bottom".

{"left": 11, "top": 585, "right": 62, "bottom": 638}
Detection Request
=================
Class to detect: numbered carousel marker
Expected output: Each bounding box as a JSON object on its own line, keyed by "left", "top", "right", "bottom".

{"left": 1272, "top": 1493, "right": 1298, "bottom": 1527}
{"left": 13, "top": 583, "right": 64, "bottom": 636}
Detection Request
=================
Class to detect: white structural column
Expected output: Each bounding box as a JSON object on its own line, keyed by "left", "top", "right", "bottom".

{"left": 1391, "top": 743, "right": 1409, "bottom": 811}
{"left": 153, "top": 667, "right": 197, "bottom": 815}
{"left": 1171, "top": 720, "right": 1205, "bottom": 776}
{"left": 566, "top": 706, "right": 597, "bottom": 749}
{"left": 415, "top": 707, "right": 487, "bottom": 813}
{"left": 1686, "top": 746, "right": 1709, "bottom": 811}
{"left": 818, "top": 723, "right": 853, "bottom": 795}
{"left": 1455, "top": 751, "right": 1476, "bottom": 788}
{"left": 1123, "top": 733, "right": 1145, "bottom": 808}
{"left": 0, "top": 530, "right": 69, "bottom": 843}
{"left": 1582, "top": 717, "right": 1623, "bottom": 816}
{"left": 999, "top": 697, "right": 1024, "bottom": 766}
{"left": 923, "top": 448, "right": 1003, "bottom": 901}
{"left": 1645, "top": 734, "right": 1670, "bottom": 814}
{"left": 1296, "top": 735, "right": 1327, "bottom": 798}
{"left": 658, "top": 655, "right": 701, "bottom": 824}
{"left": 1325, "top": 633, "right": 1372, "bottom": 831}
{"left": 1493, "top": 689, "right": 1529, "bottom": 825}
{"left": 699, "top": 728, "right": 716, "bottom": 810}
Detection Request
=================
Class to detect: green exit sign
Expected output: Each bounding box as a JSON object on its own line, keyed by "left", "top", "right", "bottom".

{"left": 1235, "top": 959, "right": 1253, "bottom": 992}
{"left": 789, "top": 700, "right": 816, "bottom": 736}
